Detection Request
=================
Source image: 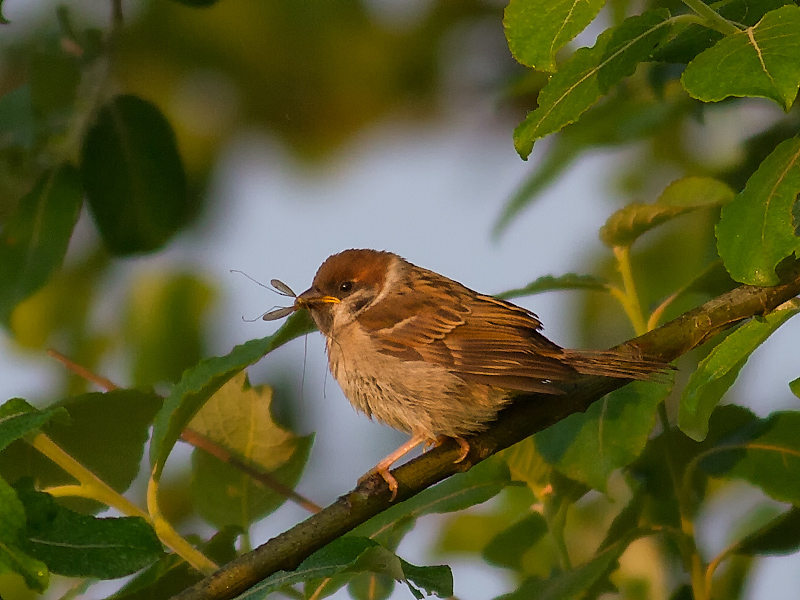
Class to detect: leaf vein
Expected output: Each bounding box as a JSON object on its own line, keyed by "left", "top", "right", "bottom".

{"left": 760, "top": 142, "right": 800, "bottom": 248}
{"left": 538, "top": 18, "right": 671, "bottom": 132}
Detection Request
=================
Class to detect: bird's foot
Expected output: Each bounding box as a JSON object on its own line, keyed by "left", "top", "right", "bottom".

{"left": 358, "top": 467, "right": 399, "bottom": 501}
{"left": 431, "top": 435, "right": 470, "bottom": 463}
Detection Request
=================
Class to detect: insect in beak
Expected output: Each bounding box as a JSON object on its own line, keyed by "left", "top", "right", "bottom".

{"left": 260, "top": 280, "right": 340, "bottom": 321}
{"left": 259, "top": 277, "right": 300, "bottom": 321}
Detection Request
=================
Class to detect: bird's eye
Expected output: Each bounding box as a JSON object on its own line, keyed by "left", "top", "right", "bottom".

{"left": 339, "top": 281, "right": 353, "bottom": 293}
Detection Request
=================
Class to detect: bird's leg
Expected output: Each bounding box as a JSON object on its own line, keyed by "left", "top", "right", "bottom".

{"left": 431, "top": 435, "right": 470, "bottom": 463}
{"left": 359, "top": 434, "right": 426, "bottom": 500}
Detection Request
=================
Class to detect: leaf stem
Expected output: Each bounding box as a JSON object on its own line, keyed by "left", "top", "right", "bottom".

{"left": 680, "top": 0, "right": 742, "bottom": 36}
{"left": 659, "top": 408, "right": 708, "bottom": 600}
{"left": 29, "top": 397, "right": 218, "bottom": 575}
{"left": 647, "top": 291, "right": 678, "bottom": 331}
{"left": 30, "top": 433, "right": 148, "bottom": 520}
{"left": 147, "top": 471, "right": 219, "bottom": 574}
{"left": 546, "top": 499, "right": 572, "bottom": 571}
{"left": 612, "top": 246, "right": 648, "bottom": 336}
{"left": 705, "top": 544, "right": 734, "bottom": 598}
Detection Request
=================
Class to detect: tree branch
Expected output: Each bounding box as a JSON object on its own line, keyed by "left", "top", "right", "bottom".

{"left": 172, "top": 258, "right": 800, "bottom": 600}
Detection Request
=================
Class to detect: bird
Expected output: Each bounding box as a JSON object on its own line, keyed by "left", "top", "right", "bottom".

{"left": 279, "top": 249, "right": 667, "bottom": 499}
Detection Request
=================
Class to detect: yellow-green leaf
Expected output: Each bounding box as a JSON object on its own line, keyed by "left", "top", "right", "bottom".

{"left": 190, "top": 372, "right": 313, "bottom": 528}
{"left": 681, "top": 5, "right": 800, "bottom": 110}
{"left": 504, "top": 0, "right": 606, "bottom": 72}
{"left": 716, "top": 135, "right": 800, "bottom": 285}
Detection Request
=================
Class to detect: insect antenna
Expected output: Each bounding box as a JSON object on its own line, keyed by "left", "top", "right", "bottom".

{"left": 230, "top": 270, "right": 297, "bottom": 297}
{"left": 232, "top": 270, "right": 297, "bottom": 322}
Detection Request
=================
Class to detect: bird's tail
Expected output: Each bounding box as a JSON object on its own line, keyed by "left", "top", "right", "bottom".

{"left": 562, "top": 349, "right": 672, "bottom": 381}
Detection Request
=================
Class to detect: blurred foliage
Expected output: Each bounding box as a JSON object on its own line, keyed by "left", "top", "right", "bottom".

{"left": 0, "top": 0, "right": 800, "bottom": 599}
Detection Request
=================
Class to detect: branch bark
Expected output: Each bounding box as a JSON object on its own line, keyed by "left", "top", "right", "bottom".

{"left": 172, "top": 258, "right": 800, "bottom": 600}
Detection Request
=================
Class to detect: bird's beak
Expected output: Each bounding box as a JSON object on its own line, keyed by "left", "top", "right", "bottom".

{"left": 295, "top": 288, "right": 341, "bottom": 309}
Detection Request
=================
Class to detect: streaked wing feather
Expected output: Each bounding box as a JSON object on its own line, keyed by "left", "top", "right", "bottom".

{"left": 359, "top": 273, "right": 575, "bottom": 393}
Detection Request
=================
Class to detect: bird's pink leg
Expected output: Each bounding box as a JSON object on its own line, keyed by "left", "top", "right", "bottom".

{"left": 431, "top": 435, "right": 470, "bottom": 463}
{"left": 359, "top": 434, "right": 426, "bottom": 500}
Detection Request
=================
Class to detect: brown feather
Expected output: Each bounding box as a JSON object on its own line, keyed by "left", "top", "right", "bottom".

{"left": 356, "top": 265, "right": 587, "bottom": 394}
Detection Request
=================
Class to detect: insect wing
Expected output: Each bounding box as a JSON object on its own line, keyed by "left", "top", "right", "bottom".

{"left": 270, "top": 279, "right": 296, "bottom": 297}
{"left": 262, "top": 305, "right": 296, "bottom": 321}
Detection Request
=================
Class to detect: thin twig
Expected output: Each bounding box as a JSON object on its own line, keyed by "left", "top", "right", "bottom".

{"left": 680, "top": 0, "right": 743, "bottom": 36}
{"left": 47, "top": 349, "right": 119, "bottom": 391}
{"left": 181, "top": 429, "right": 322, "bottom": 514}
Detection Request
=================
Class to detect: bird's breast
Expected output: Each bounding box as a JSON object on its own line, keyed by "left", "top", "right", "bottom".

{"left": 323, "top": 322, "right": 511, "bottom": 438}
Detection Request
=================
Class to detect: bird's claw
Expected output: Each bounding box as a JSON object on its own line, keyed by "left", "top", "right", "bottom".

{"left": 359, "top": 467, "right": 399, "bottom": 501}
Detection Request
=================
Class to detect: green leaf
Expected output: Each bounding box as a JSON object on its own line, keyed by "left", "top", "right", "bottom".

{"left": 699, "top": 411, "right": 800, "bottom": 504}
{"left": 514, "top": 9, "right": 672, "bottom": 158}
{"left": 0, "top": 476, "right": 48, "bottom": 592}
{"left": 535, "top": 379, "right": 672, "bottom": 491}
{"left": 500, "top": 437, "right": 551, "bottom": 493}
{"left": 109, "top": 527, "right": 240, "bottom": 600}
{"left": 493, "top": 138, "right": 582, "bottom": 238}
{"left": 0, "top": 476, "right": 24, "bottom": 543}
{"left": 600, "top": 204, "right": 689, "bottom": 248}
{"left": 0, "top": 164, "right": 83, "bottom": 324}
{"left": 125, "top": 272, "right": 214, "bottom": 386}
{"left": 395, "top": 556, "right": 452, "bottom": 599}
{"left": 734, "top": 507, "right": 800, "bottom": 556}
{"left": 0, "top": 0, "right": 8, "bottom": 24}
{"left": 0, "top": 85, "right": 36, "bottom": 147}
{"left": 496, "top": 537, "right": 630, "bottom": 600}
{"left": 790, "top": 376, "right": 800, "bottom": 399}
{"left": 497, "top": 273, "right": 608, "bottom": 300}
{"left": 30, "top": 49, "right": 80, "bottom": 118}
{"left": 656, "top": 176, "right": 736, "bottom": 208}
{"left": 343, "top": 547, "right": 452, "bottom": 600}
{"left": 494, "top": 95, "right": 679, "bottom": 236}
{"left": 679, "top": 302, "right": 799, "bottom": 442}
{"left": 504, "top": 0, "right": 606, "bottom": 72}
{"left": 0, "top": 540, "right": 49, "bottom": 593}
{"left": 348, "top": 571, "right": 395, "bottom": 600}
{"left": 716, "top": 135, "right": 800, "bottom": 285}
{"left": 150, "top": 310, "right": 316, "bottom": 478}
{"left": 600, "top": 176, "right": 733, "bottom": 248}
{"left": 352, "top": 457, "right": 511, "bottom": 545}
{"left": 235, "top": 537, "right": 379, "bottom": 599}
{"left": 237, "top": 537, "right": 452, "bottom": 600}
{"left": 15, "top": 483, "right": 163, "bottom": 579}
{"left": 80, "top": 94, "right": 189, "bottom": 255}
{"left": 681, "top": 5, "right": 800, "bottom": 110}
{"left": 483, "top": 511, "right": 548, "bottom": 570}
{"left": 0, "top": 390, "right": 162, "bottom": 514}
{"left": 190, "top": 371, "right": 313, "bottom": 528}
{"left": 653, "top": 0, "right": 790, "bottom": 64}
{"left": 0, "top": 398, "right": 67, "bottom": 453}
{"left": 598, "top": 484, "right": 645, "bottom": 551}
{"left": 633, "top": 405, "right": 759, "bottom": 528}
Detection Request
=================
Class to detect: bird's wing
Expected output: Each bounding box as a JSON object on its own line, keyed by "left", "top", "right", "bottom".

{"left": 356, "top": 271, "right": 574, "bottom": 393}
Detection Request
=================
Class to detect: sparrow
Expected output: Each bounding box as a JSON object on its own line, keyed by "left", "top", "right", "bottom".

{"left": 282, "top": 249, "right": 667, "bottom": 499}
